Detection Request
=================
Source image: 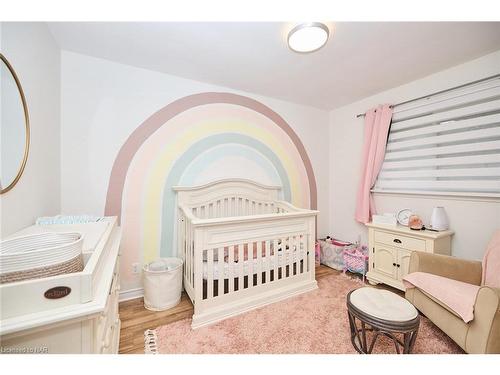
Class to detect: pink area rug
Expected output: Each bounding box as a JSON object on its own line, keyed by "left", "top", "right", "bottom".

{"left": 145, "top": 273, "right": 463, "bottom": 354}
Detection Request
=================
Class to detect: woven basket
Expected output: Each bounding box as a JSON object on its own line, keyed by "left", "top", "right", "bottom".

{"left": 0, "top": 232, "right": 84, "bottom": 284}
{"left": 0, "top": 254, "right": 84, "bottom": 284}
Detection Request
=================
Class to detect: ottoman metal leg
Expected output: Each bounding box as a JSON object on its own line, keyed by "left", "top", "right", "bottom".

{"left": 347, "top": 289, "right": 420, "bottom": 354}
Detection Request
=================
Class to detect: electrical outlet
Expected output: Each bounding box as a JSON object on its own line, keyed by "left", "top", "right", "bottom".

{"left": 132, "top": 262, "right": 141, "bottom": 274}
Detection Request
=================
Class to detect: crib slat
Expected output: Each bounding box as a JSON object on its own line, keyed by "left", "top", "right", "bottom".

{"left": 189, "top": 222, "right": 193, "bottom": 286}
{"left": 190, "top": 221, "right": 194, "bottom": 286}
{"left": 256, "top": 241, "right": 262, "bottom": 286}
{"left": 228, "top": 245, "right": 235, "bottom": 293}
{"left": 248, "top": 242, "right": 254, "bottom": 287}
{"left": 185, "top": 218, "right": 190, "bottom": 285}
{"left": 218, "top": 247, "right": 224, "bottom": 297}
{"left": 207, "top": 249, "right": 213, "bottom": 299}
{"left": 300, "top": 235, "right": 305, "bottom": 275}
{"left": 284, "top": 236, "right": 290, "bottom": 278}
{"left": 279, "top": 237, "right": 284, "bottom": 279}
{"left": 179, "top": 212, "right": 184, "bottom": 280}
{"left": 296, "top": 235, "right": 301, "bottom": 275}
{"left": 307, "top": 234, "right": 313, "bottom": 273}
{"left": 185, "top": 218, "right": 189, "bottom": 284}
{"left": 238, "top": 244, "right": 244, "bottom": 290}
{"left": 281, "top": 237, "right": 286, "bottom": 279}
{"left": 273, "top": 238, "right": 279, "bottom": 281}
{"left": 264, "top": 240, "right": 270, "bottom": 284}
{"left": 292, "top": 235, "right": 297, "bottom": 276}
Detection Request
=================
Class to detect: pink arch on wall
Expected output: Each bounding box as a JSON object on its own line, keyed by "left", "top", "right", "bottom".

{"left": 104, "top": 92, "right": 317, "bottom": 221}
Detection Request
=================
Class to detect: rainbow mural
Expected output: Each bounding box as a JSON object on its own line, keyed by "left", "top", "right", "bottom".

{"left": 105, "top": 93, "right": 317, "bottom": 286}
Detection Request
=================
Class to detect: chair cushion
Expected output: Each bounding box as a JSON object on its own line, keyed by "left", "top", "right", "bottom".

{"left": 404, "top": 272, "right": 480, "bottom": 323}
{"left": 482, "top": 229, "right": 500, "bottom": 288}
{"left": 350, "top": 287, "right": 418, "bottom": 322}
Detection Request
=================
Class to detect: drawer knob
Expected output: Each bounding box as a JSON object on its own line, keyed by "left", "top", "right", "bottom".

{"left": 393, "top": 238, "right": 402, "bottom": 244}
{"left": 392, "top": 262, "right": 397, "bottom": 266}
{"left": 397, "top": 264, "right": 401, "bottom": 268}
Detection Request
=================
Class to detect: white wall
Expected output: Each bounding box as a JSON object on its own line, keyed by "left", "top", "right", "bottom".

{"left": 0, "top": 23, "right": 61, "bottom": 237}
{"left": 329, "top": 50, "right": 500, "bottom": 261}
{"left": 60, "top": 51, "right": 331, "bottom": 236}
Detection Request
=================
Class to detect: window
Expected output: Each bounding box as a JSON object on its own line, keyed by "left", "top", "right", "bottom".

{"left": 374, "top": 75, "right": 500, "bottom": 198}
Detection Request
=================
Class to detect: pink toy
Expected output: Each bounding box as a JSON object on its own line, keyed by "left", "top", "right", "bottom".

{"left": 315, "top": 242, "right": 321, "bottom": 265}
{"left": 343, "top": 245, "right": 369, "bottom": 281}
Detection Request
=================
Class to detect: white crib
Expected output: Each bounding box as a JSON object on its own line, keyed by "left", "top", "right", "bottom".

{"left": 174, "top": 179, "right": 319, "bottom": 328}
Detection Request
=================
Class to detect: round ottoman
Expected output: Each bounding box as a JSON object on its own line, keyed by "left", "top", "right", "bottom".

{"left": 346, "top": 287, "right": 420, "bottom": 354}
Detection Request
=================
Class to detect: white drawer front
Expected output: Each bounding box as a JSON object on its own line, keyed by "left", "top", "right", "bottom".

{"left": 95, "top": 270, "right": 120, "bottom": 352}
{"left": 374, "top": 230, "right": 426, "bottom": 252}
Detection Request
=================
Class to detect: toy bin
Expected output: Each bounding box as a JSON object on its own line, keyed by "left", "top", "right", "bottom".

{"left": 143, "top": 258, "right": 183, "bottom": 311}
{"left": 319, "top": 238, "right": 352, "bottom": 271}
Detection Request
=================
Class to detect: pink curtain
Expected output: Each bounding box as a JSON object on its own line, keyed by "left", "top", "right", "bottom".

{"left": 355, "top": 104, "right": 393, "bottom": 224}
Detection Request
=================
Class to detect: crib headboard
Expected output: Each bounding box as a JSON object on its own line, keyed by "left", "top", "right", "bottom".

{"left": 173, "top": 179, "right": 281, "bottom": 209}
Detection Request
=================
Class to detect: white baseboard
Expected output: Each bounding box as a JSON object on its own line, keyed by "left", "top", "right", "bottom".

{"left": 119, "top": 285, "right": 186, "bottom": 303}
{"left": 119, "top": 287, "right": 144, "bottom": 302}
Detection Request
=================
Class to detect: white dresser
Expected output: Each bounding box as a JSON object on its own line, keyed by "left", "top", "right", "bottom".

{"left": 0, "top": 219, "right": 121, "bottom": 354}
{"left": 365, "top": 222, "right": 454, "bottom": 291}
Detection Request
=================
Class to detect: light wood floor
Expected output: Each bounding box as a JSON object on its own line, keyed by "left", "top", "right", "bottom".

{"left": 118, "top": 265, "right": 392, "bottom": 354}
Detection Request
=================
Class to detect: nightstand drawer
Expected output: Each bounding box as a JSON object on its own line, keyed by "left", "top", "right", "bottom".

{"left": 374, "top": 231, "right": 426, "bottom": 252}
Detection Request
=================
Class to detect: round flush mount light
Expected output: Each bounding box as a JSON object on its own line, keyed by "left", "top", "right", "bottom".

{"left": 287, "top": 22, "right": 330, "bottom": 53}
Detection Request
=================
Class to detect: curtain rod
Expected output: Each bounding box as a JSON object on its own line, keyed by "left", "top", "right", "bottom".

{"left": 355, "top": 73, "right": 500, "bottom": 119}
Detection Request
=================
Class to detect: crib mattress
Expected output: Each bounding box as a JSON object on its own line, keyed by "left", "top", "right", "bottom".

{"left": 202, "top": 250, "right": 307, "bottom": 280}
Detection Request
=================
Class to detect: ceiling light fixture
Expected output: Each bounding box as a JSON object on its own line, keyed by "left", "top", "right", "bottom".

{"left": 287, "top": 22, "right": 330, "bottom": 53}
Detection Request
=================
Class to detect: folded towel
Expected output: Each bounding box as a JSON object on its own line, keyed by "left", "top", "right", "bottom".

{"left": 36, "top": 215, "right": 103, "bottom": 225}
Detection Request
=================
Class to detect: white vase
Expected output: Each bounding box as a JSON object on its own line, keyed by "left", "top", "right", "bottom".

{"left": 431, "top": 206, "right": 449, "bottom": 231}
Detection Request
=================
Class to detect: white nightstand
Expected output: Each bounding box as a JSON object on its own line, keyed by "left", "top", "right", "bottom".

{"left": 365, "top": 222, "right": 454, "bottom": 291}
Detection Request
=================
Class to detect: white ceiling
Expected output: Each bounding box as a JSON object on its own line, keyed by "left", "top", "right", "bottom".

{"left": 47, "top": 22, "right": 500, "bottom": 110}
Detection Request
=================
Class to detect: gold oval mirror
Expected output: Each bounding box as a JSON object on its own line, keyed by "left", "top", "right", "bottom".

{"left": 1, "top": 53, "right": 30, "bottom": 194}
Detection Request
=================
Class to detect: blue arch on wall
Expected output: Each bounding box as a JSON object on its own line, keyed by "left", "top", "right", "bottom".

{"left": 159, "top": 133, "right": 292, "bottom": 257}
{"left": 179, "top": 144, "right": 282, "bottom": 188}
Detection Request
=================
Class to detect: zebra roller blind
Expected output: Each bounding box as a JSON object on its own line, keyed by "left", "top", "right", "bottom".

{"left": 374, "top": 75, "right": 500, "bottom": 197}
